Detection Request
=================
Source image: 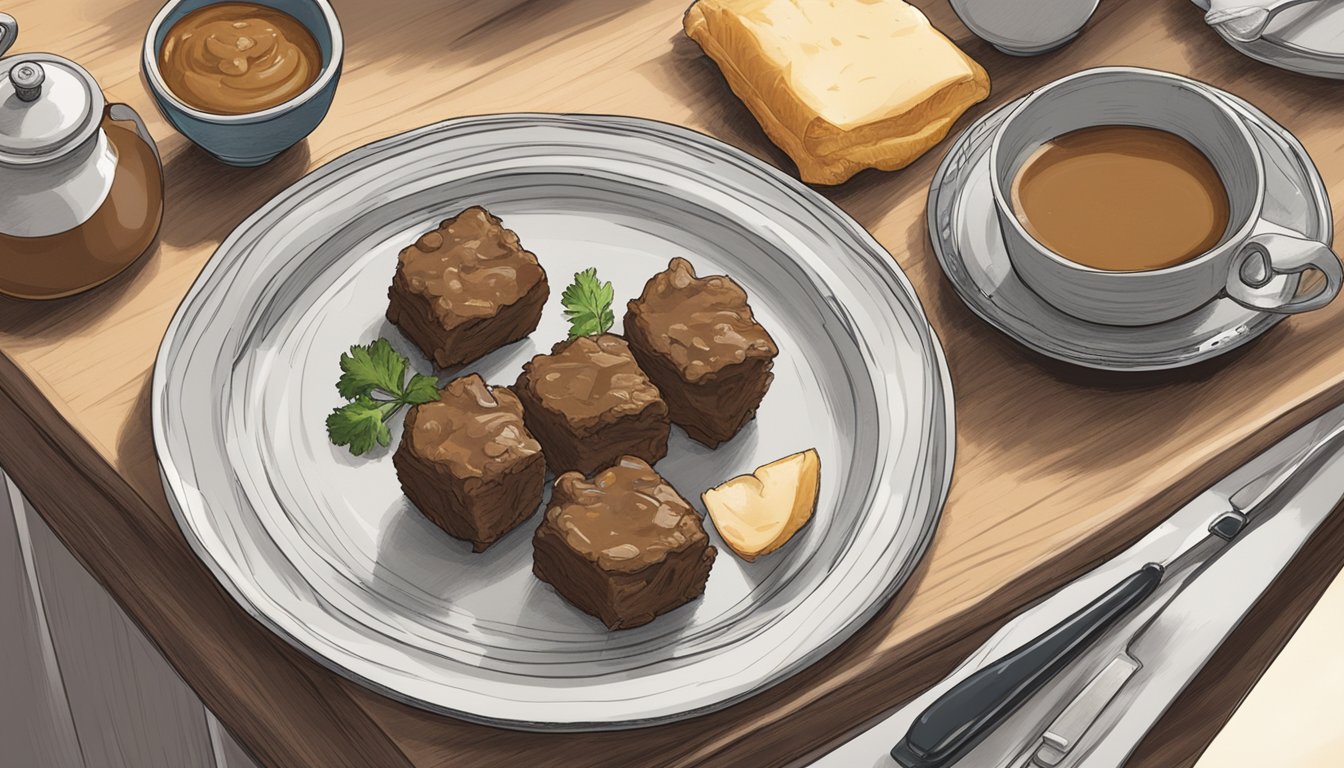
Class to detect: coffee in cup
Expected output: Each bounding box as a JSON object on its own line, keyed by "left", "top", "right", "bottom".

{"left": 1010, "top": 125, "right": 1230, "bottom": 273}
{"left": 990, "top": 67, "right": 1342, "bottom": 327}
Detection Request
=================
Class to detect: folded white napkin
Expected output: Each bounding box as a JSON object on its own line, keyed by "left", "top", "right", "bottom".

{"left": 1205, "top": 0, "right": 1313, "bottom": 42}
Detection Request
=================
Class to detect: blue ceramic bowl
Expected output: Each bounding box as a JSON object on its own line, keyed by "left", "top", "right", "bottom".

{"left": 142, "top": 0, "right": 342, "bottom": 166}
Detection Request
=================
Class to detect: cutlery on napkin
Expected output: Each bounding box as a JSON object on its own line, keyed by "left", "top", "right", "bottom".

{"left": 891, "top": 416, "right": 1344, "bottom": 767}
{"left": 811, "top": 402, "right": 1344, "bottom": 768}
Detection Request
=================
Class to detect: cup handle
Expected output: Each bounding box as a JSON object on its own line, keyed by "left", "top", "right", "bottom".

{"left": 0, "top": 14, "right": 17, "bottom": 59}
{"left": 1225, "top": 231, "right": 1344, "bottom": 314}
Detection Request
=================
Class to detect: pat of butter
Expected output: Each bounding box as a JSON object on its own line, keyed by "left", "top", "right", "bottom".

{"left": 702, "top": 449, "right": 821, "bottom": 562}
{"left": 685, "top": 0, "right": 990, "bottom": 184}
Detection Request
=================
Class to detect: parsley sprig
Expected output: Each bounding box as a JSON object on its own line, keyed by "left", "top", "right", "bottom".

{"left": 561, "top": 268, "right": 615, "bottom": 339}
{"left": 326, "top": 339, "right": 439, "bottom": 455}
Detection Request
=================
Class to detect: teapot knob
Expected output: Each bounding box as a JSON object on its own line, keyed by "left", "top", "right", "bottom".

{"left": 10, "top": 59, "right": 44, "bottom": 102}
{"left": 0, "top": 13, "right": 15, "bottom": 59}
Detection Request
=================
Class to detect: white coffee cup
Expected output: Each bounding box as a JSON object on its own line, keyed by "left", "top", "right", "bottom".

{"left": 990, "top": 67, "right": 1342, "bottom": 327}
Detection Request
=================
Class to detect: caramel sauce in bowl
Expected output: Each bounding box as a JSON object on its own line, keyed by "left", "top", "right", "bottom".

{"left": 158, "top": 3, "right": 320, "bottom": 115}
{"left": 141, "top": 0, "right": 342, "bottom": 166}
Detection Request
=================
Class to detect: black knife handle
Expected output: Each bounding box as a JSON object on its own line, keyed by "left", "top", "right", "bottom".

{"left": 890, "top": 563, "right": 1164, "bottom": 768}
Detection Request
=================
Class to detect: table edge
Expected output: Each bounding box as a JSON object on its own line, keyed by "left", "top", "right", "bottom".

{"left": 2, "top": 349, "right": 1343, "bottom": 768}
{"left": 0, "top": 350, "right": 413, "bottom": 768}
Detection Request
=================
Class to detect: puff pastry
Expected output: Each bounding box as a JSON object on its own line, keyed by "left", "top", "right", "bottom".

{"left": 684, "top": 0, "right": 991, "bottom": 185}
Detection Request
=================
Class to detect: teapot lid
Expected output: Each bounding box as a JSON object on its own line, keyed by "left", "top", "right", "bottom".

{"left": 0, "top": 53, "right": 104, "bottom": 166}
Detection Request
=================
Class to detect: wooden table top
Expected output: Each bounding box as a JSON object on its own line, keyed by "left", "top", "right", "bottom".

{"left": 3, "top": 0, "right": 1344, "bottom": 766}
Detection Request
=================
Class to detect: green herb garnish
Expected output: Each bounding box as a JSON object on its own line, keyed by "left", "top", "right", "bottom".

{"left": 561, "top": 267, "right": 615, "bottom": 339}
{"left": 326, "top": 339, "right": 439, "bottom": 456}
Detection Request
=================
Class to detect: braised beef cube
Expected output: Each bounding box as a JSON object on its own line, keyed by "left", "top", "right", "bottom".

{"left": 623, "top": 258, "right": 777, "bottom": 447}
{"left": 533, "top": 455, "right": 716, "bottom": 629}
{"left": 393, "top": 374, "right": 545, "bottom": 552}
{"left": 513, "top": 334, "right": 669, "bottom": 476}
{"left": 387, "top": 206, "right": 548, "bottom": 369}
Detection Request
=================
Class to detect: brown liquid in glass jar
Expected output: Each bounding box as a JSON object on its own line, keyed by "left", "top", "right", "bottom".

{"left": 0, "top": 111, "right": 163, "bottom": 300}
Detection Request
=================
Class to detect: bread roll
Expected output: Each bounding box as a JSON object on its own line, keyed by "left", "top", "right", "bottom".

{"left": 684, "top": 0, "right": 991, "bottom": 185}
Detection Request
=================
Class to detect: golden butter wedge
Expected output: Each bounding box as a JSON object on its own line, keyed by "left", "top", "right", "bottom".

{"left": 702, "top": 449, "right": 821, "bottom": 561}
{"left": 684, "top": 0, "right": 990, "bottom": 185}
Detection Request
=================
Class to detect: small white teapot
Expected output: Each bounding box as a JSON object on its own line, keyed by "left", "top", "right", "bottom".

{"left": 0, "top": 13, "right": 163, "bottom": 300}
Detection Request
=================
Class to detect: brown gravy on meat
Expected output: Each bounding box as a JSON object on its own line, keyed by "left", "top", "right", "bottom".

{"left": 626, "top": 257, "right": 776, "bottom": 381}
{"left": 404, "top": 375, "right": 539, "bottom": 477}
{"left": 549, "top": 456, "right": 704, "bottom": 571}
{"left": 527, "top": 335, "right": 663, "bottom": 422}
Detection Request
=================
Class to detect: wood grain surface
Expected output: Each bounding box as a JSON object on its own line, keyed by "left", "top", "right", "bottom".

{"left": 1, "top": 0, "right": 1343, "bottom": 766}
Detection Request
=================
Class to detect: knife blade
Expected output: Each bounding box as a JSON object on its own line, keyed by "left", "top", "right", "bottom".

{"left": 890, "top": 418, "right": 1344, "bottom": 768}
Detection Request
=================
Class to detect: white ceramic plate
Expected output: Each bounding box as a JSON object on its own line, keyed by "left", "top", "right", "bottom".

{"left": 153, "top": 114, "right": 955, "bottom": 730}
{"left": 1192, "top": 0, "right": 1344, "bottom": 79}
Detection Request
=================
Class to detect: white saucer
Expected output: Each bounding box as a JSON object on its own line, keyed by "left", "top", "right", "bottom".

{"left": 928, "top": 82, "right": 1332, "bottom": 371}
{"left": 1193, "top": 0, "right": 1344, "bottom": 79}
